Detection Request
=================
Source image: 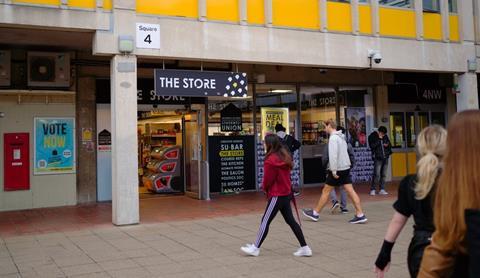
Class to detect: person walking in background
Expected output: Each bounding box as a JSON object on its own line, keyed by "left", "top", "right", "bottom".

{"left": 374, "top": 125, "right": 447, "bottom": 278}
{"left": 327, "top": 126, "right": 355, "bottom": 214}
{"left": 241, "top": 134, "right": 312, "bottom": 257}
{"left": 419, "top": 110, "right": 480, "bottom": 277}
{"left": 368, "top": 126, "right": 392, "bottom": 196}
{"left": 275, "top": 123, "right": 302, "bottom": 196}
{"left": 302, "top": 120, "right": 367, "bottom": 224}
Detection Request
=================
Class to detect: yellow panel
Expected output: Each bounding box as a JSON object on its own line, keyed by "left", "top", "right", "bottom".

{"left": 359, "top": 5, "right": 372, "bottom": 34}
{"left": 379, "top": 7, "right": 416, "bottom": 38}
{"left": 391, "top": 153, "right": 407, "bottom": 178}
{"left": 12, "top": 0, "right": 60, "bottom": 5}
{"left": 327, "top": 1, "right": 351, "bottom": 32}
{"left": 272, "top": 0, "right": 319, "bottom": 29}
{"left": 423, "top": 13, "right": 442, "bottom": 40}
{"left": 407, "top": 152, "right": 417, "bottom": 174}
{"left": 207, "top": 0, "right": 239, "bottom": 22}
{"left": 449, "top": 15, "right": 459, "bottom": 41}
{"left": 247, "top": 0, "right": 264, "bottom": 25}
{"left": 103, "top": 0, "right": 112, "bottom": 10}
{"left": 68, "top": 0, "right": 95, "bottom": 9}
{"left": 136, "top": 0, "right": 198, "bottom": 18}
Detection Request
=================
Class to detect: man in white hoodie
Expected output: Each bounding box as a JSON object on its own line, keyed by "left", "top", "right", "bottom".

{"left": 302, "top": 120, "right": 367, "bottom": 224}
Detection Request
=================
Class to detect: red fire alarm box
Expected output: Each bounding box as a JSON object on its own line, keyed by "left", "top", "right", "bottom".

{"left": 4, "top": 133, "right": 30, "bottom": 191}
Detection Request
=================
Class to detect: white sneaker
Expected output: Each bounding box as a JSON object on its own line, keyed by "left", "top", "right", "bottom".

{"left": 293, "top": 246, "right": 312, "bottom": 257}
{"left": 379, "top": 190, "right": 389, "bottom": 195}
{"left": 370, "top": 190, "right": 376, "bottom": 196}
{"left": 241, "top": 244, "right": 259, "bottom": 256}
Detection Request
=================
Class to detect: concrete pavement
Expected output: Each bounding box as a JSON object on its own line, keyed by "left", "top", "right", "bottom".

{"left": 0, "top": 200, "right": 411, "bottom": 278}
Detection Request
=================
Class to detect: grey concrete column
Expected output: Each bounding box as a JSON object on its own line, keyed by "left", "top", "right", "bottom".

{"left": 474, "top": 0, "right": 480, "bottom": 43}
{"left": 320, "top": 0, "right": 327, "bottom": 32}
{"left": 239, "top": 0, "right": 247, "bottom": 25}
{"left": 76, "top": 77, "right": 97, "bottom": 204}
{"left": 371, "top": 0, "right": 380, "bottom": 36}
{"left": 414, "top": 0, "right": 424, "bottom": 40}
{"left": 111, "top": 55, "right": 139, "bottom": 226}
{"left": 440, "top": 0, "right": 450, "bottom": 42}
{"left": 457, "top": 0, "right": 475, "bottom": 42}
{"left": 351, "top": 0, "right": 359, "bottom": 35}
{"left": 457, "top": 72, "right": 480, "bottom": 111}
{"left": 264, "top": 0, "right": 272, "bottom": 27}
{"left": 199, "top": 0, "right": 207, "bottom": 22}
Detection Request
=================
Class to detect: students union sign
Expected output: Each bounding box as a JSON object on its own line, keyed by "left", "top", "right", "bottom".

{"left": 154, "top": 69, "right": 248, "bottom": 98}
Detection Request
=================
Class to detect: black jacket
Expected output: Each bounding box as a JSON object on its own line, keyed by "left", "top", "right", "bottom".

{"left": 280, "top": 134, "right": 301, "bottom": 154}
{"left": 368, "top": 131, "right": 392, "bottom": 160}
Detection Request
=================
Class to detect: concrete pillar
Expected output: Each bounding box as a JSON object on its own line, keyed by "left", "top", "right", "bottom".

{"left": 239, "top": 0, "right": 247, "bottom": 25}
{"left": 457, "top": 73, "right": 480, "bottom": 111}
{"left": 414, "top": 0, "right": 424, "bottom": 40}
{"left": 199, "top": 0, "right": 207, "bottom": 22}
{"left": 457, "top": 0, "right": 475, "bottom": 42}
{"left": 440, "top": 0, "right": 450, "bottom": 42}
{"left": 351, "top": 0, "right": 360, "bottom": 35}
{"left": 371, "top": 0, "right": 380, "bottom": 37}
{"left": 111, "top": 55, "right": 139, "bottom": 226}
{"left": 264, "top": 0, "right": 272, "bottom": 27}
{"left": 76, "top": 77, "right": 97, "bottom": 203}
{"left": 320, "top": 0, "right": 327, "bottom": 32}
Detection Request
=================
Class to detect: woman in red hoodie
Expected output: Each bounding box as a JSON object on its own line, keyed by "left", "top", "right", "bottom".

{"left": 241, "top": 134, "right": 312, "bottom": 257}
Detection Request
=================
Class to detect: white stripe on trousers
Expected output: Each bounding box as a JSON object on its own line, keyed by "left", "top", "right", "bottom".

{"left": 255, "top": 196, "right": 278, "bottom": 248}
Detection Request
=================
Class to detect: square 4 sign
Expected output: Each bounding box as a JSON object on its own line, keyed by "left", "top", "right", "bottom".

{"left": 136, "top": 23, "right": 160, "bottom": 49}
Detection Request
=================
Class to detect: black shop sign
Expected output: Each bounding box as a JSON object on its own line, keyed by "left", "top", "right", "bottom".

{"left": 155, "top": 69, "right": 248, "bottom": 97}
{"left": 388, "top": 84, "right": 446, "bottom": 104}
{"left": 208, "top": 136, "right": 255, "bottom": 194}
{"left": 220, "top": 103, "right": 242, "bottom": 132}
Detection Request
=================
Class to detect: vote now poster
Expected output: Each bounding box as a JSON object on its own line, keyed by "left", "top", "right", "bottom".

{"left": 34, "top": 118, "right": 75, "bottom": 175}
{"left": 260, "top": 107, "right": 289, "bottom": 140}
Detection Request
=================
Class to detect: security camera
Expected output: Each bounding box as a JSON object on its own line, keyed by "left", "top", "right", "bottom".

{"left": 368, "top": 50, "right": 382, "bottom": 66}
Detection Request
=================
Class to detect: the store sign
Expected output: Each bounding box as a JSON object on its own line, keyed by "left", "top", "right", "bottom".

{"left": 136, "top": 23, "right": 160, "bottom": 49}
{"left": 208, "top": 136, "right": 255, "bottom": 194}
{"left": 154, "top": 69, "right": 248, "bottom": 97}
{"left": 220, "top": 103, "right": 242, "bottom": 132}
{"left": 260, "top": 107, "right": 289, "bottom": 140}
{"left": 34, "top": 117, "right": 75, "bottom": 175}
{"left": 388, "top": 85, "right": 446, "bottom": 104}
{"left": 98, "top": 129, "right": 111, "bottom": 152}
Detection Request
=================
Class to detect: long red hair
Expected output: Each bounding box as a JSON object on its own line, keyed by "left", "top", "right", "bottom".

{"left": 264, "top": 134, "right": 293, "bottom": 169}
{"left": 433, "top": 110, "right": 480, "bottom": 253}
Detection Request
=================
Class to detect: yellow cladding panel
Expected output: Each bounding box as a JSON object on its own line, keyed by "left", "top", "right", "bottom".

{"left": 136, "top": 0, "right": 198, "bottom": 18}
{"left": 391, "top": 153, "right": 407, "bottom": 177}
{"left": 68, "top": 0, "right": 96, "bottom": 9}
{"left": 379, "top": 7, "right": 416, "bottom": 38}
{"left": 423, "top": 12, "right": 442, "bottom": 40}
{"left": 407, "top": 152, "right": 417, "bottom": 174}
{"left": 450, "top": 15, "right": 459, "bottom": 41}
{"left": 207, "top": 0, "right": 239, "bottom": 22}
{"left": 247, "top": 0, "right": 265, "bottom": 24}
{"left": 327, "top": 1, "right": 351, "bottom": 32}
{"left": 359, "top": 5, "right": 372, "bottom": 34}
{"left": 103, "top": 0, "right": 112, "bottom": 10}
{"left": 272, "top": 0, "right": 319, "bottom": 29}
{"left": 12, "top": 0, "right": 60, "bottom": 5}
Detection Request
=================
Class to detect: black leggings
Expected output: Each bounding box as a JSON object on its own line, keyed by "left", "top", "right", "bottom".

{"left": 254, "top": 196, "right": 307, "bottom": 248}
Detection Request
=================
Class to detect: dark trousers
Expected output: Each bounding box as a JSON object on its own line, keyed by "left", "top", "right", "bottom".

{"left": 255, "top": 196, "right": 306, "bottom": 248}
{"left": 371, "top": 158, "right": 388, "bottom": 191}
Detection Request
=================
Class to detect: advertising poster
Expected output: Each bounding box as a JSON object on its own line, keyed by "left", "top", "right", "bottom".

{"left": 34, "top": 117, "right": 75, "bottom": 175}
{"left": 345, "top": 108, "right": 367, "bottom": 147}
{"left": 208, "top": 136, "right": 255, "bottom": 194}
{"left": 260, "top": 107, "right": 289, "bottom": 140}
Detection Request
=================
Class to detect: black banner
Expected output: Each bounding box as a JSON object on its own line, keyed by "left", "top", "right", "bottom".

{"left": 155, "top": 69, "right": 248, "bottom": 97}
{"left": 98, "top": 129, "right": 111, "bottom": 145}
{"left": 220, "top": 103, "right": 242, "bottom": 132}
{"left": 208, "top": 136, "right": 255, "bottom": 194}
{"left": 388, "top": 84, "right": 446, "bottom": 104}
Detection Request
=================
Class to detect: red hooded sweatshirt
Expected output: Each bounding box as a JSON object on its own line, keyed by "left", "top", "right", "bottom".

{"left": 262, "top": 153, "right": 292, "bottom": 199}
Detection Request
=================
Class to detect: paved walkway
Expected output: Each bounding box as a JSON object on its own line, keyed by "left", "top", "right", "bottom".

{"left": 0, "top": 185, "right": 411, "bottom": 278}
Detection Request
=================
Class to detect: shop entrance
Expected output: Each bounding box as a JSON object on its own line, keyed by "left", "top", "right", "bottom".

{"left": 137, "top": 104, "right": 207, "bottom": 199}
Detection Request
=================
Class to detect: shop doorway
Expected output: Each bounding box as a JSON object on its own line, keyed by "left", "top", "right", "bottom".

{"left": 389, "top": 110, "right": 446, "bottom": 179}
{"left": 137, "top": 104, "right": 207, "bottom": 199}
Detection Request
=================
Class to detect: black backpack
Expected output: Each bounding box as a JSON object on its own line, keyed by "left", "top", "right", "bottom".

{"left": 280, "top": 134, "right": 301, "bottom": 154}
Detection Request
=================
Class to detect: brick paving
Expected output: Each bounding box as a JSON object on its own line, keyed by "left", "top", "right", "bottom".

{"left": 0, "top": 183, "right": 411, "bottom": 277}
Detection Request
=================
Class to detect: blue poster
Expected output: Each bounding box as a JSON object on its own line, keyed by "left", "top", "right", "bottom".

{"left": 34, "top": 117, "right": 75, "bottom": 175}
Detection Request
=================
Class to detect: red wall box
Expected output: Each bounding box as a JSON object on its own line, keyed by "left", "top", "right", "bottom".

{"left": 4, "top": 133, "right": 30, "bottom": 191}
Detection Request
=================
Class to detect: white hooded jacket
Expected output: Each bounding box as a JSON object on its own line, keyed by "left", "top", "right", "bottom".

{"left": 328, "top": 130, "right": 351, "bottom": 175}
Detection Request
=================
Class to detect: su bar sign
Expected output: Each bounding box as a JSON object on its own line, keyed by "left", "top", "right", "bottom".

{"left": 4, "top": 133, "right": 30, "bottom": 191}
{"left": 154, "top": 69, "right": 248, "bottom": 98}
